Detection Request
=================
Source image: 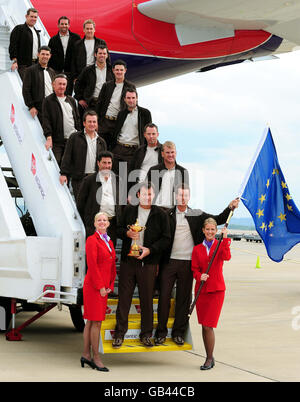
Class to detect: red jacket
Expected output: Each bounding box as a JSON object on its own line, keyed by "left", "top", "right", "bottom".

{"left": 85, "top": 232, "right": 116, "bottom": 292}
{"left": 191, "top": 238, "right": 231, "bottom": 293}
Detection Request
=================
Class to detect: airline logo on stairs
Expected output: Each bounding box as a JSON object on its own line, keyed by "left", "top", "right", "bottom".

{"left": 30, "top": 153, "right": 46, "bottom": 199}
{"left": 10, "top": 104, "right": 15, "bottom": 124}
{"left": 10, "top": 104, "right": 24, "bottom": 144}
{"left": 104, "top": 328, "right": 172, "bottom": 341}
{"left": 31, "top": 153, "right": 37, "bottom": 176}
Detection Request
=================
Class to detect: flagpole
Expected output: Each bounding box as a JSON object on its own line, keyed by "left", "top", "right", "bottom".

{"left": 188, "top": 208, "right": 235, "bottom": 318}
{"left": 237, "top": 126, "right": 270, "bottom": 198}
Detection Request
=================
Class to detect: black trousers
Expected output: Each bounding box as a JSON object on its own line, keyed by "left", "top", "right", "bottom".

{"left": 155, "top": 259, "right": 193, "bottom": 338}
{"left": 98, "top": 117, "right": 117, "bottom": 150}
{"left": 115, "top": 259, "right": 157, "bottom": 339}
{"left": 52, "top": 139, "right": 67, "bottom": 167}
{"left": 111, "top": 143, "right": 138, "bottom": 176}
{"left": 18, "top": 60, "right": 37, "bottom": 81}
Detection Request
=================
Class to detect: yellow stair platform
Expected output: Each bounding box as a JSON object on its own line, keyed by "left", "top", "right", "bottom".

{"left": 99, "top": 298, "right": 193, "bottom": 354}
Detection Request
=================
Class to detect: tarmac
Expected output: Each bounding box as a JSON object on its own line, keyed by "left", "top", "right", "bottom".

{"left": 1, "top": 238, "right": 300, "bottom": 383}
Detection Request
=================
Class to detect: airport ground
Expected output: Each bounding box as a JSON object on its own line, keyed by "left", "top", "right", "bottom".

{"left": 1, "top": 235, "right": 300, "bottom": 383}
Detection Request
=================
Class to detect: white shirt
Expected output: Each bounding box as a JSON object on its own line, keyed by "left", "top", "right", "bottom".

{"left": 139, "top": 146, "right": 159, "bottom": 182}
{"left": 29, "top": 25, "right": 39, "bottom": 59}
{"left": 92, "top": 64, "right": 107, "bottom": 98}
{"left": 44, "top": 69, "right": 53, "bottom": 97}
{"left": 84, "top": 38, "right": 95, "bottom": 66}
{"left": 60, "top": 32, "right": 70, "bottom": 57}
{"left": 57, "top": 96, "right": 76, "bottom": 139}
{"left": 84, "top": 131, "right": 98, "bottom": 174}
{"left": 98, "top": 172, "right": 115, "bottom": 218}
{"left": 118, "top": 108, "right": 139, "bottom": 145}
{"left": 170, "top": 208, "right": 194, "bottom": 260}
{"left": 106, "top": 82, "right": 123, "bottom": 117}
{"left": 155, "top": 167, "right": 176, "bottom": 208}
{"left": 132, "top": 206, "right": 150, "bottom": 248}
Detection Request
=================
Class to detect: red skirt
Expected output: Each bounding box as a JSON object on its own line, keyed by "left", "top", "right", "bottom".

{"left": 83, "top": 278, "right": 108, "bottom": 321}
{"left": 195, "top": 290, "right": 225, "bottom": 328}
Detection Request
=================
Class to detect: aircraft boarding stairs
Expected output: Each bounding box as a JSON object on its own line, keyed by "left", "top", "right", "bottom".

{"left": 0, "top": 1, "right": 86, "bottom": 331}
{"left": 0, "top": 0, "right": 193, "bottom": 352}
{"left": 101, "top": 297, "right": 193, "bottom": 353}
{"left": 0, "top": 70, "right": 86, "bottom": 303}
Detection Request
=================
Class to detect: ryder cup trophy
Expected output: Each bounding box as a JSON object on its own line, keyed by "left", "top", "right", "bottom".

{"left": 127, "top": 219, "right": 146, "bottom": 257}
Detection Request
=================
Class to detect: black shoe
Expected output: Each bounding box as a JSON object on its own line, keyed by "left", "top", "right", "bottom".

{"left": 141, "top": 336, "right": 153, "bottom": 347}
{"left": 200, "top": 358, "right": 215, "bottom": 370}
{"left": 92, "top": 361, "right": 110, "bottom": 372}
{"left": 80, "top": 356, "right": 95, "bottom": 369}
{"left": 154, "top": 336, "right": 166, "bottom": 345}
{"left": 172, "top": 336, "right": 184, "bottom": 345}
{"left": 112, "top": 337, "right": 123, "bottom": 348}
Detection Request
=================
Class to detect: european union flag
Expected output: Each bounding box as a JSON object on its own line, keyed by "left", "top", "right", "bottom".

{"left": 240, "top": 127, "right": 300, "bottom": 262}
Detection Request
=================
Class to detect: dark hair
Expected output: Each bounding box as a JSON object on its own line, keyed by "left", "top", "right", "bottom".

{"left": 96, "top": 151, "right": 113, "bottom": 163}
{"left": 143, "top": 123, "right": 158, "bottom": 133}
{"left": 112, "top": 59, "right": 127, "bottom": 69}
{"left": 95, "top": 44, "right": 108, "bottom": 54}
{"left": 53, "top": 73, "right": 68, "bottom": 81}
{"left": 58, "top": 16, "right": 70, "bottom": 24}
{"left": 124, "top": 87, "right": 138, "bottom": 98}
{"left": 83, "top": 110, "right": 98, "bottom": 121}
{"left": 137, "top": 181, "right": 155, "bottom": 195}
{"left": 38, "top": 45, "right": 51, "bottom": 53}
{"left": 26, "top": 8, "right": 38, "bottom": 15}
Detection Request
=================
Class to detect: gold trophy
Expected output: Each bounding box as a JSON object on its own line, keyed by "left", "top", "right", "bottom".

{"left": 127, "top": 219, "right": 146, "bottom": 257}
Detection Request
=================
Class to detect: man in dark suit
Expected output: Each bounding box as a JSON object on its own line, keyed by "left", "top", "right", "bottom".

{"left": 71, "top": 19, "right": 108, "bottom": 81}
{"left": 74, "top": 45, "right": 113, "bottom": 118}
{"left": 9, "top": 7, "right": 41, "bottom": 80}
{"left": 110, "top": 88, "right": 152, "bottom": 176}
{"left": 48, "top": 16, "right": 81, "bottom": 95}
{"left": 42, "top": 74, "right": 81, "bottom": 166}
{"left": 146, "top": 141, "right": 189, "bottom": 209}
{"left": 154, "top": 184, "right": 239, "bottom": 346}
{"left": 112, "top": 182, "right": 171, "bottom": 348}
{"left": 59, "top": 110, "right": 107, "bottom": 199}
{"left": 128, "top": 123, "right": 163, "bottom": 193}
{"left": 22, "top": 46, "right": 56, "bottom": 124}
{"left": 96, "top": 59, "right": 136, "bottom": 149}
{"left": 76, "top": 151, "right": 124, "bottom": 244}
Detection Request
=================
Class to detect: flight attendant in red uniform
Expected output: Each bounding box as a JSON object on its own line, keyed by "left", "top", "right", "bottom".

{"left": 81, "top": 212, "right": 116, "bottom": 372}
{"left": 191, "top": 218, "right": 231, "bottom": 370}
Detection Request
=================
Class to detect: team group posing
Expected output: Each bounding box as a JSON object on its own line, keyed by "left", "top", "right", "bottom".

{"left": 9, "top": 8, "right": 239, "bottom": 372}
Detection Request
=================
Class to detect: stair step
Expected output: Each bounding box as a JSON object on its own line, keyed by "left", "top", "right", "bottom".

{"left": 106, "top": 297, "right": 175, "bottom": 318}
{"left": 102, "top": 316, "right": 176, "bottom": 331}
{"left": 101, "top": 338, "right": 192, "bottom": 354}
{"left": 99, "top": 298, "right": 193, "bottom": 353}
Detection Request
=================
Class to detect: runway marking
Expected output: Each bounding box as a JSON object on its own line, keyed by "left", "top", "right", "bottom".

{"left": 184, "top": 350, "right": 280, "bottom": 382}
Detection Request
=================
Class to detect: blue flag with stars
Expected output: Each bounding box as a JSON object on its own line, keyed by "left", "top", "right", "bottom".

{"left": 241, "top": 127, "right": 300, "bottom": 262}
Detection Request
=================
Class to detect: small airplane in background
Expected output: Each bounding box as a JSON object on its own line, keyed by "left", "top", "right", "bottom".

{"left": 31, "top": 0, "right": 300, "bottom": 86}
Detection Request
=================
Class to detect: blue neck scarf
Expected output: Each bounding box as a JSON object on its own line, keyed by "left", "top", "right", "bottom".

{"left": 204, "top": 239, "right": 214, "bottom": 250}
{"left": 97, "top": 231, "right": 112, "bottom": 252}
